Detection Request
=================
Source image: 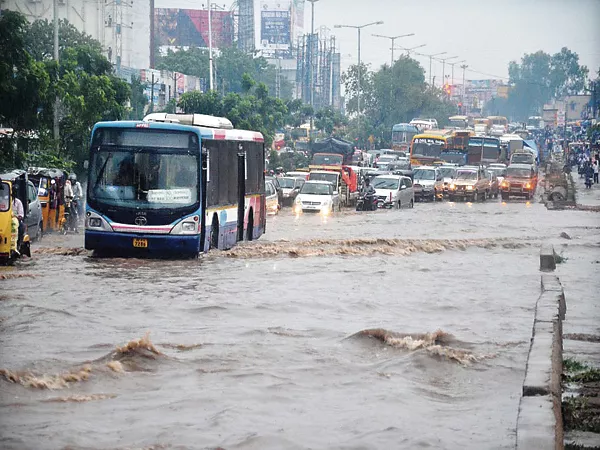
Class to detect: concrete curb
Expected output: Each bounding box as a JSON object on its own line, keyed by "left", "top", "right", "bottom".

{"left": 516, "top": 245, "right": 564, "bottom": 450}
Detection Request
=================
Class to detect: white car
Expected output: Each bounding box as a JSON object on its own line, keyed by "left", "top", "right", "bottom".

{"left": 265, "top": 180, "right": 279, "bottom": 215}
{"left": 412, "top": 166, "right": 443, "bottom": 201}
{"left": 294, "top": 180, "right": 340, "bottom": 215}
{"left": 371, "top": 175, "right": 414, "bottom": 209}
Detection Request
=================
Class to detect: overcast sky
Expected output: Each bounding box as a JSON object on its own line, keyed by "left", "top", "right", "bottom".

{"left": 156, "top": 0, "right": 600, "bottom": 84}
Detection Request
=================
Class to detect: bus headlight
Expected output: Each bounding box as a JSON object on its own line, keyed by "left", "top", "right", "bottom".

{"left": 466, "top": 185, "right": 474, "bottom": 191}
{"left": 182, "top": 222, "right": 196, "bottom": 232}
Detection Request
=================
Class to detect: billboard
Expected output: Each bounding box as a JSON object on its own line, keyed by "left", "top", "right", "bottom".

{"left": 154, "top": 8, "right": 234, "bottom": 49}
{"left": 260, "top": 1, "right": 292, "bottom": 57}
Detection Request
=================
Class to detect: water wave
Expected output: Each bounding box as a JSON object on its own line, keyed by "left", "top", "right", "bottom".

{"left": 0, "top": 333, "right": 167, "bottom": 389}
{"left": 0, "top": 366, "right": 92, "bottom": 390}
{"left": 224, "top": 238, "right": 529, "bottom": 259}
{"left": 0, "top": 273, "right": 36, "bottom": 280}
{"left": 32, "top": 247, "right": 87, "bottom": 256}
{"left": 351, "top": 328, "right": 493, "bottom": 366}
{"left": 42, "top": 393, "right": 117, "bottom": 403}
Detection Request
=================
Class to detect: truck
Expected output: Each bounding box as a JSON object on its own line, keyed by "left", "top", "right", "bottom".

{"left": 309, "top": 137, "right": 360, "bottom": 207}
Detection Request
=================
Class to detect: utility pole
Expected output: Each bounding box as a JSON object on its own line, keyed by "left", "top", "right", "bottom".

{"left": 53, "top": 0, "right": 60, "bottom": 147}
{"left": 424, "top": 51, "right": 446, "bottom": 87}
{"left": 450, "top": 60, "right": 465, "bottom": 87}
{"left": 461, "top": 64, "right": 468, "bottom": 113}
{"left": 207, "top": 2, "right": 214, "bottom": 91}
{"left": 307, "top": 0, "right": 319, "bottom": 147}
{"left": 372, "top": 33, "right": 414, "bottom": 67}
{"left": 149, "top": 72, "right": 158, "bottom": 113}
{"left": 438, "top": 55, "right": 458, "bottom": 86}
{"left": 335, "top": 20, "right": 384, "bottom": 133}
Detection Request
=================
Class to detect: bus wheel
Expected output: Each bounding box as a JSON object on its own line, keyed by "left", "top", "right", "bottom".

{"left": 246, "top": 209, "right": 254, "bottom": 241}
{"left": 210, "top": 216, "right": 219, "bottom": 250}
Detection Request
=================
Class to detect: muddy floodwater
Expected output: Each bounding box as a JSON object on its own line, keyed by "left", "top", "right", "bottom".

{"left": 1, "top": 200, "right": 599, "bottom": 449}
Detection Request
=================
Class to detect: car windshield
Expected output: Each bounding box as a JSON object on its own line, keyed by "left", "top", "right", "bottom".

{"left": 312, "top": 154, "right": 343, "bottom": 165}
{"left": 506, "top": 167, "right": 532, "bottom": 178}
{"left": 372, "top": 177, "right": 400, "bottom": 190}
{"left": 394, "top": 159, "right": 410, "bottom": 169}
{"left": 488, "top": 167, "right": 507, "bottom": 176}
{"left": 301, "top": 183, "right": 331, "bottom": 195}
{"left": 512, "top": 154, "right": 533, "bottom": 164}
{"left": 309, "top": 172, "right": 338, "bottom": 185}
{"left": 438, "top": 168, "right": 456, "bottom": 178}
{"left": 413, "top": 169, "right": 435, "bottom": 180}
{"left": 456, "top": 171, "right": 477, "bottom": 180}
{"left": 89, "top": 149, "right": 199, "bottom": 209}
{"left": 278, "top": 177, "right": 296, "bottom": 188}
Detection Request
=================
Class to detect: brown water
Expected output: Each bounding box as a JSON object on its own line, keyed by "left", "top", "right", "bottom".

{"left": 1, "top": 199, "right": 599, "bottom": 449}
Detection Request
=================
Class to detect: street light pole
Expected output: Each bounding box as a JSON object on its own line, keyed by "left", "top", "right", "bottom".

{"left": 438, "top": 55, "right": 458, "bottom": 86}
{"left": 53, "top": 0, "right": 60, "bottom": 145}
{"left": 450, "top": 60, "right": 465, "bottom": 86}
{"left": 307, "top": 0, "right": 319, "bottom": 146}
{"left": 372, "top": 33, "right": 414, "bottom": 67}
{"left": 397, "top": 43, "right": 426, "bottom": 57}
{"left": 335, "top": 20, "right": 383, "bottom": 133}
{"left": 461, "top": 64, "right": 468, "bottom": 111}
{"left": 207, "top": 2, "right": 214, "bottom": 91}
{"left": 426, "top": 51, "right": 446, "bottom": 86}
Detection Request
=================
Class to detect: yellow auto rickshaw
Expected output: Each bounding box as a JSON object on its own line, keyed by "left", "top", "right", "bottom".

{"left": 27, "top": 167, "right": 67, "bottom": 233}
{"left": 0, "top": 172, "right": 31, "bottom": 264}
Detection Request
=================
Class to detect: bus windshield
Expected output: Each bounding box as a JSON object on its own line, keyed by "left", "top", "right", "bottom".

{"left": 89, "top": 150, "right": 199, "bottom": 209}
{"left": 482, "top": 146, "right": 499, "bottom": 160}
{"left": 412, "top": 138, "right": 445, "bottom": 158}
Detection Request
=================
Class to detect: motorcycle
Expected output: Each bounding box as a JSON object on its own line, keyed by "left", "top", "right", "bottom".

{"left": 356, "top": 193, "right": 378, "bottom": 211}
{"left": 60, "top": 198, "right": 79, "bottom": 234}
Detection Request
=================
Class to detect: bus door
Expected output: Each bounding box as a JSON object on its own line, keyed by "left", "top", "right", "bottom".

{"left": 237, "top": 146, "right": 246, "bottom": 242}
{"left": 200, "top": 146, "right": 208, "bottom": 251}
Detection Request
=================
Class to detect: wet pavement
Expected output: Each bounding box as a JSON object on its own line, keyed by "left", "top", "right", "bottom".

{"left": 1, "top": 196, "right": 599, "bottom": 449}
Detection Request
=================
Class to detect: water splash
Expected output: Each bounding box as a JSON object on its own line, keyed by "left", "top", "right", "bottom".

{"left": 224, "top": 238, "right": 528, "bottom": 259}
{"left": 32, "top": 247, "right": 87, "bottom": 256}
{"left": 0, "top": 273, "right": 37, "bottom": 280}
{"left": 43, "top": 393, "right": 117, "bottom": 402}
{"left": 352, "top": 328, "right": 493, "bottom": 366}
{"left": 0, "top": 366, "right": 92, "bottom": 390}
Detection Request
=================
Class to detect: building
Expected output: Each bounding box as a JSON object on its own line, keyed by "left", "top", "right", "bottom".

{"left": 2, "top": 0, "right": 152, "bottom": 70}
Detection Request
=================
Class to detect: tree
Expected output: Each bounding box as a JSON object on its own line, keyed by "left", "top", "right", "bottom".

{"left": 0, "top": 11, "right": 50, "bottom": 169}
{"left": 156, "top": 47, "right": 209, "bottom": 82}
{"left": 549, "top": 47, "right": 588, "bottom": 98}
{"left": 128, "top": 75, "right": 148, "bottom": 120}
{"left": 315, "top": 107, "right": 347, "bottom": 135}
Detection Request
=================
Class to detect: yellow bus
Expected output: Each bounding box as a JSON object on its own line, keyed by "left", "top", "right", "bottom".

{"left": 410, "top": 130, "right": 454, "bottom": 166}
{"left": 487, "top": 116, "right": 508, "bottom": 136}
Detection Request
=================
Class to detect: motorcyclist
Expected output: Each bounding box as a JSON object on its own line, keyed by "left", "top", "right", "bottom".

{"left": 361, "top": 177, "right": 376, "bottom": 196}
{"left": 70, "top": 174, "right": 83, "bottom": 219}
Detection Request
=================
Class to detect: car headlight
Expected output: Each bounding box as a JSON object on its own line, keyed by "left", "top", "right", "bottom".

{"left": 466, "top": 185, "right": 474, "bottom": 191}
{"left": 449, "top": 183, "right": 456, "bottom": 190}
{"left": 88, "top": 217, "right": 102, "bottom": 228}
{"left": 525, "top": 183, "right": 531, "bottom": 189}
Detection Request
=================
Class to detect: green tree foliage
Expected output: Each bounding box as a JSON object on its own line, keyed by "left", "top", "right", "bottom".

{"left": 156, "top": 47, "right": 293, "bottom": 99}
{"left": 315, "top": 107, "right": 347, "bottom": 135}
{"left": 341, "top": 56, "right": 456, "bottom": 147}
{"left": 506, "top": 48, "right": 588, "bottom": 120}
{"left": 177, "top": 75, "right": 287, "bottom": 146}
{"left": 0, "top": 12, "right": 131, "bottom": 170}
{"left": 128, "top": 75, "right": 148, "bottom": 120}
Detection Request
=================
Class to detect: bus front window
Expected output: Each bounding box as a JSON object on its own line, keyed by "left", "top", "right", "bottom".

{"left": 412, "top": 141, "right": 444, "bottom": 158}
{"left": 89, "top": 150, "right": 199, "bottom": 209}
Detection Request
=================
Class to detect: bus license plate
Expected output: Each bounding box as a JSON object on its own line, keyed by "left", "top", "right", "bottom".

{"left": 133, "top": 238, "right": 148, "bottom": 248}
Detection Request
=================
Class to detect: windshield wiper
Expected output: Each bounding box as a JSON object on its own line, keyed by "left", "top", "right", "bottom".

{"left": 92, "top": 153, "right": 112, "bottom": 192}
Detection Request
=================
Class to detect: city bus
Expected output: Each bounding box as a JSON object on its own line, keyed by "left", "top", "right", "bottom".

{"left": 391, "top": 123, "right": 419, "bottom": 152}
{"left": 448, "top": 115, "right": 472, "bottom": 129}
{"left": 487, "top": 116, "right": 509, "bottom": 136}
{"left": 85, "top": 113, "right": 266, "bottom": 257}
{"left": 410, "top": 129, "right": 454, "bottom": 166}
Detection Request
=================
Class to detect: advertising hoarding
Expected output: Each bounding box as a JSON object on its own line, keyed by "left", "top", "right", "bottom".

{"left": 260, "top": 1, "right": 292, "bottom": 57}
{"left": 154, "top": 8, "right": 234, "bottom": 49}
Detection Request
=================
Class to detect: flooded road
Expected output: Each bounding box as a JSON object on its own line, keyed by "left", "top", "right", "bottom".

{"left": 1, "top": 199, "right": 599, "bottom": 449}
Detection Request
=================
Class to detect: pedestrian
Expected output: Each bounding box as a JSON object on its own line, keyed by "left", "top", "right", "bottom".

{"left": 594, "top": 159, "right": 599, "bottom": 184}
